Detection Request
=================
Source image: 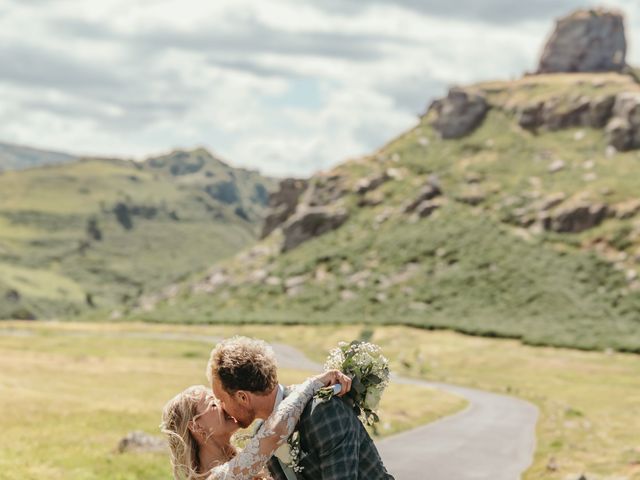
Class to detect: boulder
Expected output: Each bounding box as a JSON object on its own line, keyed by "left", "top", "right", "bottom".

{"left": 537, "top": 9, "right": 626, "bottom": 73}
{"left": 355, "top": 171, "right": 391, "bottom": 195}
{"left": 117, "top": 431, "right": 167, "bottom": 454}
{"left": 430, "top": 88, "right": 489, "bottom": 139}
{"left": 517, "top": 95, "right": 615, "bottom": 132}
{"left": 261, "top": 178, "right": 309, "bottom": 238}
{"left": 606, "top": 117, "right": 633, "bottom": 151}
{"left": 548, "top": 159, "right": 566, "bottom": 173}
{"left": 612, "top": 199, "right": 640, "bottom": 219}
{"left": 605, "top": 92, "right": 640, "bottom": 151}
{"left": 190, "top": 268, "right": 229, "bottom": 295}
{"left": 404, "top": 181, "right": 442, "bottom": 213}
{"left": 415, "top": 199, "right": 443, "bottom": 218}
{"left": 285, "top": 275, "right": 307, "bottom": 296}
{"left": 539, "top": 192, "right": 567, "bottom": 211}
{"left": 300, "top": 174, "right": 348, "bottom": 207}
{"left": 517, "top": 102, "right": 544, "bottom": 130}
{"left": 281, "top": 207, "right": 349, "bottom": 252}
{"left": 340, "top": 290, "right": 357, "bottom": 301}
{"left": 455, "top": 190, "right": 486, "bottom": 206}
{"left": 543, "top": 202, "right": 609, "bottom": 233}
{"left": 589, "top": 94, "right": 616, "bottom": 127}
{"left": 543, "top": 97, "right": 591, "bottom": 131}
{"left": 358, "top": 191, "right": 385, "bottom": 207}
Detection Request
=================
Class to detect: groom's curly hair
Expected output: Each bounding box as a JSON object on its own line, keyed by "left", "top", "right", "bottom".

{"left": 207, "top": 336, "right": 278, "bottom": 395}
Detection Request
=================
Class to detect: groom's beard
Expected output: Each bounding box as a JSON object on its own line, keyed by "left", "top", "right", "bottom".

{"left": 234, "top": 407, "right": 256, "bottom": 429}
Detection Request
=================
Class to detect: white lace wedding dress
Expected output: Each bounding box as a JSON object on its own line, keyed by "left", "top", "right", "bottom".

{"left": 206, "top": 378, "right": 323, "bottom": 480}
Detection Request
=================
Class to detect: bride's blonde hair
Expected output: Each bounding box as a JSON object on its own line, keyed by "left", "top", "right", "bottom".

{"left": 160, "top": 385, "right": 234, "bottom": 480}
{"left": 161, "top": 385, "right": 270, "bottom": 480}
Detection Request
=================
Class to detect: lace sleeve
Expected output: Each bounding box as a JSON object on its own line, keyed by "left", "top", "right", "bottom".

{"left": 206, "top": 377, "right": 324, "bottom": 480}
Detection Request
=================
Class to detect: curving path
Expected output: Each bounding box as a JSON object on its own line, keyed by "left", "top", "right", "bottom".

{"left": 0, "top": 327, "right": 539, "bottom": 479}
{"left": 268, "top": 341, "right": 539, "bottom": 480}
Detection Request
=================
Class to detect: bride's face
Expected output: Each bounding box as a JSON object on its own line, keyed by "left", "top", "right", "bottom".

{"left": 193, "top": 392, "right": 239, "bottom": 440}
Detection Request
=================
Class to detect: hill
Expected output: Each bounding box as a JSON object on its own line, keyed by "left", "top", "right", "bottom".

{"left": 0, "top": 149, "right": 277, "bottom": 319}
{"left": 0, "top": 142, "right": 77, "bottom": 171}
{"left": 132, "top": 71, "right": 640, "bottom": 353}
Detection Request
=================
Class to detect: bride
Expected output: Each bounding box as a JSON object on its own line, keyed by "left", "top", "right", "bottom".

{"left": 160, "top": 369, "right": 351, "bottom": 480}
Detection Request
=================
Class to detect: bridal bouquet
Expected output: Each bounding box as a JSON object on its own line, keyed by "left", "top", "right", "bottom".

{"left": 315, "top": 340, "right": 390, "bottom": 426}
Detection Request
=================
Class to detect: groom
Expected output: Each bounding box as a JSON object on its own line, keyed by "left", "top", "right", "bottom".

{"left": 207, "top": 336, "right": 395, "bottom": 480}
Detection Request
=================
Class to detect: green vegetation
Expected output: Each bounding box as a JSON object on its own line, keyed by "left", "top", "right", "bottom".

{"left": 5, "top": 321, "right": 636, "bottom": 479}
{"left": 37, "top": 321, "right": 635, "bottom": 480}
{"left": 134, "top": 73, "right": 640, "bottom": 353}
{"left": 0, "top": 321, "right": 465, "bottom": 480}
{"left": 0, "top": 150, "right": 276, "bottom": 320}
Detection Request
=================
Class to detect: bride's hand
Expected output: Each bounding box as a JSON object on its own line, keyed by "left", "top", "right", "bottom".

{"left": 314, "top": 369, "right": 352, "bottom": 397}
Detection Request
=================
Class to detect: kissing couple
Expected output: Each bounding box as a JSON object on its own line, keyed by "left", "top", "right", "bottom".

{"left": 161, "top": 336, "right": 395, "bottom": 479}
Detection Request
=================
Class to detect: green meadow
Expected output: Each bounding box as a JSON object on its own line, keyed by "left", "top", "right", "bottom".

{"left": 3, "top": 321, "right": 639, "bottom": 479}
{"left": 0, "top": 321, "right": 465, "bottom": 480}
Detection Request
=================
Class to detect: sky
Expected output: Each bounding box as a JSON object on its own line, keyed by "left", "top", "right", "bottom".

{"left": 2, "top": 0, "right": 640, "bottom": 177}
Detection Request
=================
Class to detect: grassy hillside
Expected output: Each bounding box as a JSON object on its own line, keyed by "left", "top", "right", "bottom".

{"left": 0, "top": 150, "right": 277, "bottom": 320}
{"left": 134, "top": 72, "right": 640, "bottom": 353}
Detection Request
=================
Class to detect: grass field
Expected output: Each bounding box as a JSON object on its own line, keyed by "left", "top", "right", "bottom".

{"left": 3, "top": 321, "right": 639, "bottom": 479}
{"left": 0, "top": 321, "right": 465, "bottom": 480}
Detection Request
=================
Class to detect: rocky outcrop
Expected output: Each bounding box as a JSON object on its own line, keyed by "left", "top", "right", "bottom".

{"left": 430, "top": 88, "right": 489, "bottom": 139}
{"left": 612, "top": 199, "right": 640, "bottom": 219}
{"left": 542, "top": 202, "right": 609, "bottom": 233}
{"left": 281, "top": 207, "right": 349, "bottom": 252}
{"left": 261, "top": 178, "right": 308, "bottom": 238}
{"left": 538, "top": 9, "right": 626, "bottom": 73}
{"left": 605, "top": 92, "right": 640, "bottom": 150}
{"left": 117, "top": 431, "right": 168, "bottom": 454}
{"left": 414, "top": 198, "right": 444, "bottom": 218}
{"left": 301, "top": 174, "right": 348, "bottom": 207}
{"left": 355, "top": 171, "right": 391, "bottom": 195}
{"left": 404, "top": 179, "right": 443, "bottom": 213}
{"left": 516, "top": 94, "right": 616, "bottom": 131}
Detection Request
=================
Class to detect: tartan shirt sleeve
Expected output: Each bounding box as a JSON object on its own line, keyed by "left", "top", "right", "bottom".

{"left": 301, "top": 398, "right": 360, "bottom": 480}
{"left": 266, "top": 456, "right": 288, "bottom": 480}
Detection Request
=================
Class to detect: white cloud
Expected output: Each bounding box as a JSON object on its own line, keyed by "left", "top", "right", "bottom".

{"left": 1, "top": 0, "right": 639, "bottom": 177}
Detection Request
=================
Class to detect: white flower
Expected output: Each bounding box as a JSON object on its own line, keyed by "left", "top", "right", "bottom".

{"left": 319, "top": 340, "right": 390, "bottom": 427}
{"left": 364, "top": 387, "right": 383, "bottom": 410}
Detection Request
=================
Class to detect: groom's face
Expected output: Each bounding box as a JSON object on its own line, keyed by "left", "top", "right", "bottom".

{"left": 212, "top": 379, "right": 256, "bottom": 428}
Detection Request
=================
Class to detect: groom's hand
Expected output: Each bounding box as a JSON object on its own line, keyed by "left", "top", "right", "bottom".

{"left": 317, "top": 369, "right": 352, "bottom": 397}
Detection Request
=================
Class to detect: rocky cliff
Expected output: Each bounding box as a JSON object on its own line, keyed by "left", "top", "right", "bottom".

{"left": 132, "top": 9, "right": 640, "bottom": 354}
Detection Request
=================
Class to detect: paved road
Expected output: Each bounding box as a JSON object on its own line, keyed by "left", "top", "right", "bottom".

{"left": 1, "top": 327, "right": 539, "bottom": 479}
{"left": 268, "top": 341, "right": 539, "bottom": 480}
{"left": 375, "top": 378, "right": 538, "bottom": 480}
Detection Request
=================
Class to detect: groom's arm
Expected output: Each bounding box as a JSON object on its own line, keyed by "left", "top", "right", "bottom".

{"left": 266, "top": 457, "right": 288, "bottom": 480}
{"left": 303, "top": 399, "right": 360, "bottom": 480}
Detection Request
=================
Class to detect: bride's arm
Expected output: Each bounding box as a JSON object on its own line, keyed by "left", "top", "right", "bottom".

{"left": 206, "top": 370, "right": 351, "bottom": 480}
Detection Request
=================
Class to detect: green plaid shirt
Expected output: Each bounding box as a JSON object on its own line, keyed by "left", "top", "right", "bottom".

{"left": 268, "top": 396, "right": 394, "bottom": 480}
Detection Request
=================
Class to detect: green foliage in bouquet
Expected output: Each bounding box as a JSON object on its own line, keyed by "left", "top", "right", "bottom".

{"left": 316, "top": 340, "right": 390, "bottom": 426}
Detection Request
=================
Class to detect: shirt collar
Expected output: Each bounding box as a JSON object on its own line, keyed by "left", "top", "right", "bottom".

{"left": 273, "top": 383, "right": 285, "bottom": 410}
